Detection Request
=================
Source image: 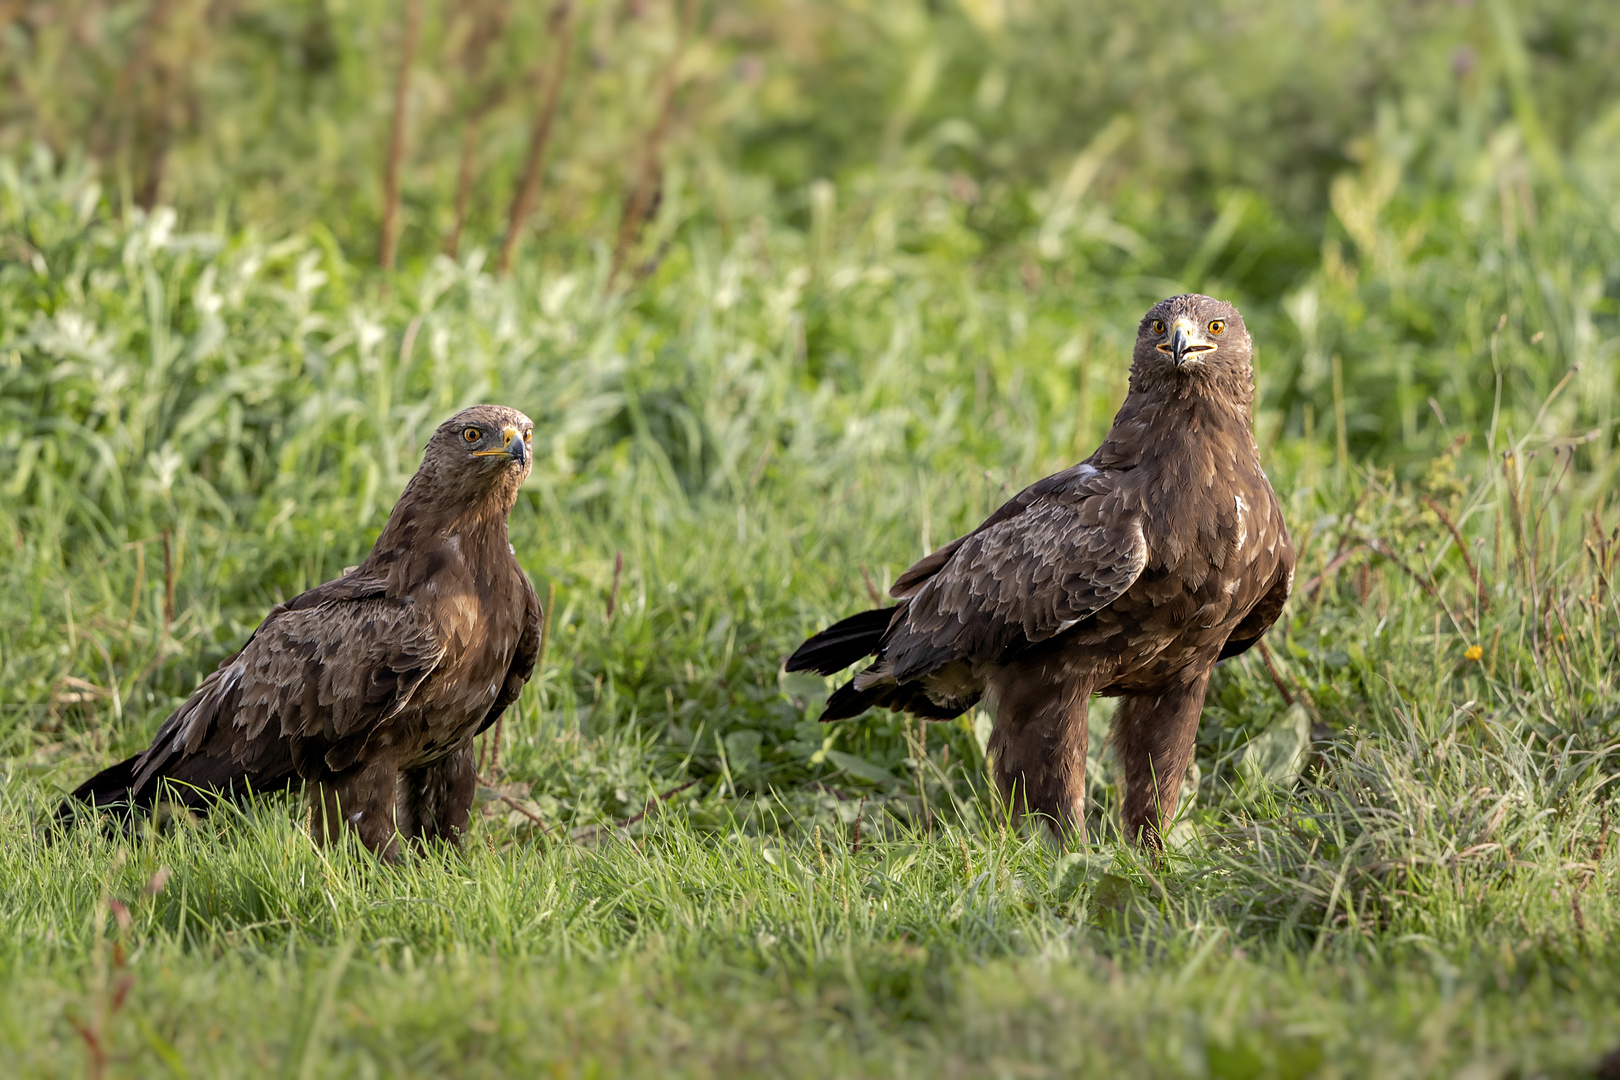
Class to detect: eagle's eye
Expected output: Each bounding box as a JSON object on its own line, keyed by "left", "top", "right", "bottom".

{"left": 463, "top": 427, "right": 481, "bottom": 443}
{"left": 1208, "top": 319, "right": 1225, "bottom": 336}
{"left": 523, "top": 430, "right": 533, "bottom": 443}
{"left": 1150, "top": 319, "right": 1166, "bottom": 335}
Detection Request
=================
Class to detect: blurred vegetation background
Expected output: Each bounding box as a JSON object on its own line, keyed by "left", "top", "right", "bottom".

{"left": 5, "top": 0, "right": 1618, "bottom": 457}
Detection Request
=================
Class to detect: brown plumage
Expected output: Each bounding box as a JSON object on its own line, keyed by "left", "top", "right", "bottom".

{"left": 58, "top": 405, "right": 543, "bottom": 860}
{"left": 787, "top": 295, "right": 1294, "bottom": 848}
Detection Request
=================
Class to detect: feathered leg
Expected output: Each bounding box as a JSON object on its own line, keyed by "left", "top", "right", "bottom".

{"left": 312, "top": 760, "right": 407, "bottom": 861}
{"left": 400, "top": 743, "right": 478, "bottom": 849}
{"left": 1113, "top": 670, "right": 1211, "bottom": 849}
{"left": 985, "top": 660, "right": 1091, "bottom": 845}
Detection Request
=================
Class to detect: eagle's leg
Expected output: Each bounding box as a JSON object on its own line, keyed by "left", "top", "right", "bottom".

{"left": 985, "top": 663, "right": 1091, "bottom": 846}
{"left": 1114, "top": 670, "right": 1211, "bottom": 849}
{"left": 311, "top": 760, "right": 407, "bottom": 861}
{"left": 400, "top": 743, "right": 477, "bottom": 849}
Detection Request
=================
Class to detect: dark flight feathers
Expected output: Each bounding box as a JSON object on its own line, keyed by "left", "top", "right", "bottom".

{"left": 785, "top": 606, "right": 897, "bottom": 676}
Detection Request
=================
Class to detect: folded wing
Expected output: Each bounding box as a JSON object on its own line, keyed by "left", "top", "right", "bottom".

{"left": 125, "top": 572, "right": 447, "bottom": 800}
{"left": 885, "top": 487, "right": 1148, "bottom": 683}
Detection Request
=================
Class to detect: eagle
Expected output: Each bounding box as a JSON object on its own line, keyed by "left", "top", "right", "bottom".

{"left": 58, "top": 405, "right": 543, "bottom": 860}
{"left": 787, "top": 295, "right": 1293, "bottom": 848}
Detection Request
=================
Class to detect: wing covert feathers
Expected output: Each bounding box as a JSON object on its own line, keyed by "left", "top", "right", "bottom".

{"left": 475, "top": 580, "right": 543, "bottom": 736}
{"left": 788, "top": 463, "right": 1146, "bottom": 722}
{"left": 131, "top": 585, "right": 445, "bottom": 792}
{"left": 887, "top": 482, "right": 1146, "bottom": 682}
{"left": 1218, "top": 544, "right": 1295, "bottom": 659}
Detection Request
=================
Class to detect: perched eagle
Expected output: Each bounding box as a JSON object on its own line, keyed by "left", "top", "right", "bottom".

{"left": 58, "top": 405, "right": 543, "bottom": 859}
{"left": 787, "top": 295, "right": 1293, "bottom": 848}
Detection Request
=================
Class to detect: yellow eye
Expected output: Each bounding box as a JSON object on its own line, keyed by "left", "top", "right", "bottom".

{"left": 1208, "top": 319, "right": 1225, "bottom": 335}
{"left": 463, "top": 427, "right": 481, "bottom": 442}
{"left": 523, "top": 430, "right": 533, "bottom": 443}
{"left": 1150, "top": 319, "right": 1166, "bottom": 334}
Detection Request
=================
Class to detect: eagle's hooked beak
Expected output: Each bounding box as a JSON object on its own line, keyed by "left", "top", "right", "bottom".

{"left": 474, "top": 425, "right": 529, "bottom": 466}
{"left": 1157, "top": 317, "right": 1217, "bottom": 367}
{"left": 503, "top": 425, "right": 529, "bottom": 466}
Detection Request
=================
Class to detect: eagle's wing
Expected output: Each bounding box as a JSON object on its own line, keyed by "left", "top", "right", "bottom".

{"left": 130, "top": 571, "right": 447, "bottom": 794}
{"left": 1218, "top": 495, "right": 1296, "bottom": 659}
{"left": 474, "top": 575, "right": 543, "bottom": 736}
{"left": 883, "top": 467, "right": 1147, "bottom": 683}
{"left": 890, "top": 464, "right": 1085, "bottom": 597}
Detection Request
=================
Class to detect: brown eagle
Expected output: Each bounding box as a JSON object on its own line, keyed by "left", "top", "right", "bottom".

{"left": 787, "top": 295, "right": 1293, "bottom": 848}
{"left": 58, "top": 405, "right": 543, "bottom": 859}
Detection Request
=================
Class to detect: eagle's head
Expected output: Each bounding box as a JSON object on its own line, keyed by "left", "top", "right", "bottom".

{"left": 367, "top": 405, "right": 536, "bottom": 564}
{"left": 426, "top": 404, "right": 535, "bottom": 498}
{"left": 1132, "top": 294, "right": 1252, "bottom": 391}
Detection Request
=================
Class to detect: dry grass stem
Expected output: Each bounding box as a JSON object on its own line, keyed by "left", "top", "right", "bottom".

{"left": 379, "top": 0, "right": 424, "bottom": 270}
{"left": 607, "top": 0, "right": 701, "bottom": 287}
{"left": 497, "top": 2, "right": 576, "bottom": 276}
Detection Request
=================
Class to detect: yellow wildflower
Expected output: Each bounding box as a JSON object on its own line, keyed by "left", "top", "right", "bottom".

{"left": 1465, "top": 644, "right": 1483, "bottom": 662}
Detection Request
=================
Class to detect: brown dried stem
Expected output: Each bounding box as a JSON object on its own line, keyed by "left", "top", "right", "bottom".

{"left": 607, "top": 0, "right": 700, "bottom": 288}
{"left": 860, "top": 564, "right": 883, "bottom": 607}
{"left": 379, "top": 0, "right": 424, "bottom": 270}
{"left": 1365, "top": 536, "right": 1468, "bottom": 640}
{"left": 1302, "top": 543, "right": 1366, "bottom": 602}
{"left": 1256, "top": 639, "right": 1294, "bottom": 708}
{"left": 614, "top": 779, "right": 700, "bottom": 829}
{"left": 606, "top": 550, "right": 624, "bottom": 621}
{"left": 444, "top": 0, "right": 514, "bottom": 258}
{"left": 160, "top": 529, "right": 175, "bottom": 634}
{"left": 1424, "top": 496, "right": 1485, "bottom": 617}
{"left": 109, "top": 0, "right": 183, "bottom": 209}
{"left": 1304, "top": 486, "right": 1370, "bottom": 604}
{"left": 497, "top": 1, "right": 576, "bottom": 276}
{"left": 498, "top": 793, "right": 552, "bottom": 832}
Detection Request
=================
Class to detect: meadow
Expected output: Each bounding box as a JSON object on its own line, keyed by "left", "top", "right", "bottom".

{"left": 2, "top": 0, "right": 1620, "bottom": 1075}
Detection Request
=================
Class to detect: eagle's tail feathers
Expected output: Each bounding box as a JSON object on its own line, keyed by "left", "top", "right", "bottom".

{"left": 819, "top": 680, "right": 893, "bottom": 722}
{"left": 785, "top": 606, "right": 897, "bottom": 675}
{"left": 54, "top": 754, "right": 143, "bottom": 829}
{"left": 819, "top": 679, "right": 975, "bottom": 723}
{"left": 895, "top": 686, "right": 974, "bottom": 721}
{"left": 54, "top": 739, "right": 298, "bottom": 832}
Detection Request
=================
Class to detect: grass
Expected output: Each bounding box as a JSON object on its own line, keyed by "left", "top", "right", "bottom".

{"left": 3, "top": 0, "right": 1620, "bottom": 1073}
